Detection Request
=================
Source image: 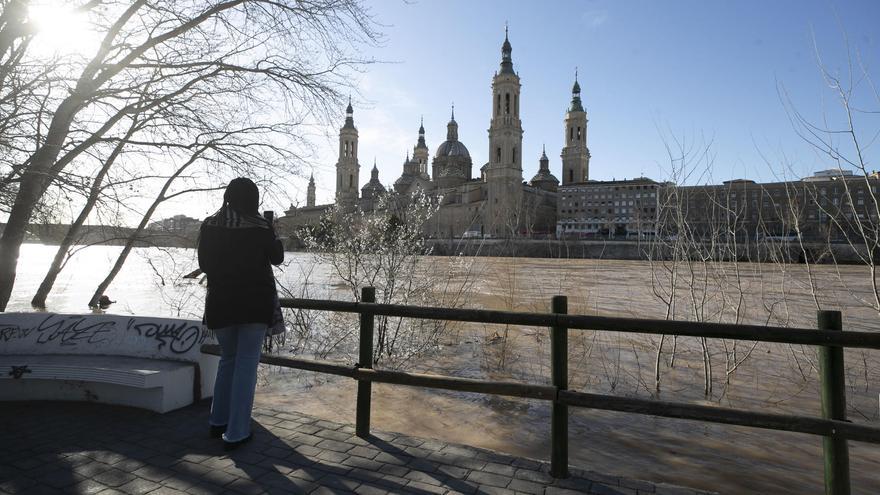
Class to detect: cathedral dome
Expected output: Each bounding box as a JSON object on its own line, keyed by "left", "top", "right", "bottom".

{"left": 530, "top": 146, "right": 559, "bottom": 192}
{"left": 432, "top": 106, "right": 473, "bottom": 189}
{"left": 361, "top": 162, "right": 385, "bottom": 199}
{"left": 435, "top": 140, "right": 470, "bottom": 159}
{"left": 435, "top": 106, "right": 470, "bottom": 158}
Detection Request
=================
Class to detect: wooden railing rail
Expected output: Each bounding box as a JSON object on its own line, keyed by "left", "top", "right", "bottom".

{"left": 278, "top": 297, "right": 880, "bottom": 349}
{"left": 199, "top": 345, "right": 880, "bottom": 443}
{"left": 198, "top": 291, "right": 880, "bottom": 495}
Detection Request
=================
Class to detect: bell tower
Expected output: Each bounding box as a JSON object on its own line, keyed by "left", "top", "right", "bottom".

{"left": 485, "top": 26, "right": 524, "bottom": 237}
{"left": 561, "top": 71, "right": 590, "bottom": 185}
{"left": 335, "top": 98, "right": 360, "bottom": 207}
{"left": 306, "top": 173, "right": 316, "bottom": 207}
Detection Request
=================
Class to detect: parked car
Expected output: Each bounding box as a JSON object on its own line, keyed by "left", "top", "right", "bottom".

{"left": 461, "top": 230, "right": 481, "bottom": 239}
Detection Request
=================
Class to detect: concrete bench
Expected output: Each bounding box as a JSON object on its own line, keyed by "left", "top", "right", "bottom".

{"left": 0, "top": 313, "right": 218, "bottom": 413}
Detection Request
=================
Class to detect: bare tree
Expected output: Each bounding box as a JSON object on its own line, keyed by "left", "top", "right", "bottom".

{"left": 779, "top": 40, "right": 880, "bottom": 315}
{"left": 300, "top": 190, "right": 476, "bottom": 368}
{"left": 0, "top": 0, "right": 379, "bottom": 311}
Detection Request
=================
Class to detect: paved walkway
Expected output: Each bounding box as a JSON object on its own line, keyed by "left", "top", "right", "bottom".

{"left": 0, "top": 401, "right": 714, "bottom": 495}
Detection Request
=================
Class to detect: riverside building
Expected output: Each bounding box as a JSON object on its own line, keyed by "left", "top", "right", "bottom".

{"left": 556, "top": 178, "right": 661, "bottom": 239}
{"left": 657, "top": 170, "right": 880, "bottom": 242}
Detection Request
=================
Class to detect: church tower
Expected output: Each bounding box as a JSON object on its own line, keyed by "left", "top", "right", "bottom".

{"left": 561, "top": 72, "right": 590, "bottom": 185}
{"left": 306, "top": 173, "right": 316, "bottom": 207}
{"left": 413, "top": 117, "right": 429, "bottom": 177}
{"left": 335, "top": 98, "right": 360, "bottom": 207}
{"left": 485, "top": 27, "right": 524, "bottom": 236}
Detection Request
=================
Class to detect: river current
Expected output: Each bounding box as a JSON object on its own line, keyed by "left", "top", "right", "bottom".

{"left": 7, "top": 243, "right": 880, "bottom": 493}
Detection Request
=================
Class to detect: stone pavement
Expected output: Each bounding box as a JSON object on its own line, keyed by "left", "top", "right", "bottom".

{"left": 0, "top": 401, "right": 715, "bottom": 495}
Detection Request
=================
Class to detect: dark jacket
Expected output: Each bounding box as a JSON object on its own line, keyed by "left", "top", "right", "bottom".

{"left": 198, "top": 221, "right": 284, "bottom": 329}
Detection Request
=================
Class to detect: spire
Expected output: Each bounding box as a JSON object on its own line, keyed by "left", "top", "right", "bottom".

{"left": 446, "top": 103, "right": 458, "bottom": 141}
{"left": 371, "top": 158, "right": 379, "bottom": 179}
{"left": 500, "top": 25, "right": 514, "bottom": 75}
{"left": 530, "top": 143, "right": 559, "bottom": 187}
{"left": 416, "top": 116, "right": 427, "bottom": 149}
{"left": 306, "top": 172, "right": 316, "bottom": 207}
{"left": 569, "top": 69, "right": 584, "bottom": 112}
{"left": 539, "top": 146, "right": 550, "bottom": 172}
{"left": 343, "top": 96, "right": 355, "bottom": 128}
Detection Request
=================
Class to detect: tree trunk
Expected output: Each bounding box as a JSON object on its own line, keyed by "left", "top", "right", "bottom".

{"left": 654, "top": 334, "right": 665, "bottom": 392}
{"left": 0, "top": 98, "right": 82, "bottom": 311}
{"left": 30, "top": 134, "right": 129, "bottom": 308}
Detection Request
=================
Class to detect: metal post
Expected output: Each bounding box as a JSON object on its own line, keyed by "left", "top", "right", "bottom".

{"left": 356, "top": 287, "right": 376, "bottom": 438}
{"left": 818, "top": 310, "right": 850, "bottom": 495}
{"left": 550, "top": 295, "right": 569, "bottom": 478}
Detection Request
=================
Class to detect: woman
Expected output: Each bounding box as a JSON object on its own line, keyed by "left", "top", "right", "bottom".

{"left": 198, "top": 178, "right": 284, "bottom": 450}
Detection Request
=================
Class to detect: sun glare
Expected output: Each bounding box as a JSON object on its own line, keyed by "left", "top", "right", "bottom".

{"left": 28, "top": 3, "right": 99, "bottom": 57}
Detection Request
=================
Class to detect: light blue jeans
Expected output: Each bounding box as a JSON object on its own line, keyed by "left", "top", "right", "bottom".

{"left": 209, "top": 323, "right": 266, "bottom": 442}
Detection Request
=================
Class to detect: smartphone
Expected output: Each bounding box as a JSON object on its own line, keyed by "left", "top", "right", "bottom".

{"left": 264, "top": 210, "right": 274, "bottom": 224}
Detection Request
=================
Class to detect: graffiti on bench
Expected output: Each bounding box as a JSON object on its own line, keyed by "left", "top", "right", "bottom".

{"left": 0, "top": 313, "right": 214, "bottom": 361}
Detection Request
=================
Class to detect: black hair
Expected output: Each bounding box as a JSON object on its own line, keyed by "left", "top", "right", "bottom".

{"left": 224, "top": 177, "right": 259, "bottom": 215}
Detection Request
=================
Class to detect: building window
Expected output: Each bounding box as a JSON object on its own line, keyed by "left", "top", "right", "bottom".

{"left": 505, "top": 93, "right": 510, "bottom": 114}
{"left": 349, "top": 174, "right": 353, "bottom": 188}
{"left": 496, "top": 147, "right": 502, "bottom": 162}
{"left": 496, "top": 94, "right": 501, "bottom": 115}
{"left": 577, "top": 126, "right": 582, "bottom": 140}
{"left": 512, "top": 146, "right": 516, "bottom": 163}
{"left": 569, "top": 170, "right": 574, "bottom": 183}
{"left": 514, "top": 94, "right": 518, "bottom": 116}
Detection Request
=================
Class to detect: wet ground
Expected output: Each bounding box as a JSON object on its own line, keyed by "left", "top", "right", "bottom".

{"left": 1, "top": 401, "right": 714, "bottom": 495}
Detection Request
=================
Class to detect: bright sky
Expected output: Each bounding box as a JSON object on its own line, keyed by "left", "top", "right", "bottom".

{"left": 295, "top": 0, "right": 879, "bottom": 208}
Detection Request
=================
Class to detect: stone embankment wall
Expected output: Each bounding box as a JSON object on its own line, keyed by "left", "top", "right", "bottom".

{"left": 1, "top": 223, "right": 197, "bottom": 248}
{"left": 425, "top": 239, "right": 868, "bottom": 263}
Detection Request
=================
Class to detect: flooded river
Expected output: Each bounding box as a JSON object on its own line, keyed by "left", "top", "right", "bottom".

{"left": 7, "top": 244, "right": 880, "bottom": 493}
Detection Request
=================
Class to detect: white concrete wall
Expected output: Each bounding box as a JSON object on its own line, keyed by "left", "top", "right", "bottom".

{"left": 0, "top": 312, "right": 218, "bottom": 399}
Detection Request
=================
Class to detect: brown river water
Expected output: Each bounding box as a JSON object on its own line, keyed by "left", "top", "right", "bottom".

{"left": 8, "top": 245, "right": 880, "bottom": 493}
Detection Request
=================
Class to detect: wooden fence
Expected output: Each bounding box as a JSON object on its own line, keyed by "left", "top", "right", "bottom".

{"left": 201, "top": 288, "right": 880, "bottom": 495}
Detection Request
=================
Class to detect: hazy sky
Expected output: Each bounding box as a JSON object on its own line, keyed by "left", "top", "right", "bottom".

{"left": 292, "top": 0, "right": 879, "bottom": 208}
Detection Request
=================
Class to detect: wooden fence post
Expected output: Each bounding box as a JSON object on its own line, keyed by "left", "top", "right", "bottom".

{"left": 818, "top": 310, "right": 850, "bottom": 495}
{"left": 356, "top": 287, "right": 376, "bottom": 438}
{"left": 551, "top": 295, "right": 569, "bottom": 478}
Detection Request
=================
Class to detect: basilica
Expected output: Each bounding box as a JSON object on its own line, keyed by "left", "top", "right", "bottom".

{"left": 282, "top": 30, "right": 592, "bottom": 238}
